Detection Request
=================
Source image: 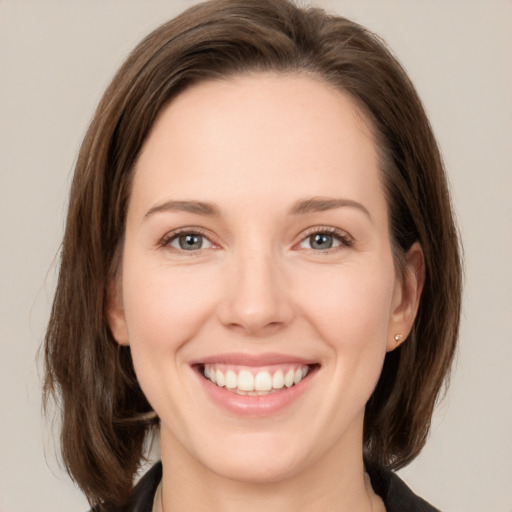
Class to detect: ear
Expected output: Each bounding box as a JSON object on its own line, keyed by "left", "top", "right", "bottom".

{"left": 106, "top": 279, "right": 129, "bottom": 346}
{"left": 387, "top": 242, "right": 425, "bottom": 352}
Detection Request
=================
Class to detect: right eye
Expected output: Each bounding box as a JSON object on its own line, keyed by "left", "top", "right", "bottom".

{"left": 165, "top": 232, "right": 213, "bottom": 252}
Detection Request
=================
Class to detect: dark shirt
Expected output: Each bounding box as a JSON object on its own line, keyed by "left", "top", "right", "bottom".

{"left": 128, "top": 461, "right": 440, "bottom": 512}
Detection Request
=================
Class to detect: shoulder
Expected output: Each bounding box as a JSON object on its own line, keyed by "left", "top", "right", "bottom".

{"left": 88, "top": 462, "right": 162, "bottom": 512}
{"left": 366, "top": 462, "right": 441, "bottom": 512}
{"left": 129, "top": 462, "right": 163, "bottom": 512}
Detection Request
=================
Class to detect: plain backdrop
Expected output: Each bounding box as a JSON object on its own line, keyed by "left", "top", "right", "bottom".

{"left": 1, "top": 1, "right": 511, "bottom": 511}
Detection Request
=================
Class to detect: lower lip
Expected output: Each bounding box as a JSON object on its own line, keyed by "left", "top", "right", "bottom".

{"left": 194, "top": 366, "right": 318, "bottom": 416}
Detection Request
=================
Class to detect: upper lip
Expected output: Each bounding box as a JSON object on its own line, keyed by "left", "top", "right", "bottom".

{"left": 190, "top": 352, "right": 318, "bottom": 367}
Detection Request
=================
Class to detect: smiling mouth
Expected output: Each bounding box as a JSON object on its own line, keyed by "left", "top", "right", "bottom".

{"left": 199, "top": 363, "right": 319, "bottom": 396}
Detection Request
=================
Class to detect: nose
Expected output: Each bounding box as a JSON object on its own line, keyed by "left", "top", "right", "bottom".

{"left": 216, "top": 249, "right": 295, "bottom": 337}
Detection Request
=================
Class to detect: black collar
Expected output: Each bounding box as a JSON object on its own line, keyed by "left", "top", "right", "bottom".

{"left": 127, "top": 461, "right": 440, "bottom": 512}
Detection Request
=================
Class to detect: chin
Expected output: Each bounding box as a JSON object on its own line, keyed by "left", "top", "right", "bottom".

{"left": 183, "top": 427, "right": 312, "bottom": 485}
{"left": 206, "top": 449, "right": 304, "bottom": 485}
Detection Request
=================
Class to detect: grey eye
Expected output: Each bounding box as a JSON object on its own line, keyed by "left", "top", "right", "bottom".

{"left": 170, "top": 233, "right": 211, "bottom": 251}
{"left": 299, "top": 231, "right": 346, "bottom": 251}
{"left": 308, "top": 233, "right": 334, "bottom": 250}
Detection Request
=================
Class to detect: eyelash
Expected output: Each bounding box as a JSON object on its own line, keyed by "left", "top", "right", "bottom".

{"left": 298, "top": 226, "right": 353, "bottom": 251}
{"left": 158, "top": 226, "right": 353, "bottom": 254}
{"left": 159, "top": 227, "right": 215, "bottom": 253}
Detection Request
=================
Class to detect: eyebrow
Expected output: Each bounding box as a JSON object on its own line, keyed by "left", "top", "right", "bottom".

{"left": 144, "top": 200, "right": 221, "bottom": 219}
{"left": 143, "top": 196, "right": 371, "bottom": 221}
{"left": 288, "top": 197, "right": 372, "bottom": 220}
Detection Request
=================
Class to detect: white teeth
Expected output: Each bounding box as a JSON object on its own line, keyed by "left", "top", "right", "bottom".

{"left": 203, "top": 364, "right": 311, "bottom": 394}
{"left": 254, "top": 371, "right": 272, "bottom": 391}
{"left": 284, "top": 369, "right": 295, "bottom": 387}
{"left": 215, "top": 369, "right": 225, "bottom": 387}
{"left": 238, "top": 370, "right": 254, "bottom": 391}
{"left": 272, "top": 370, "right": 284, "bottom": 389}
{"left": 225, "top": 370, "right": 237, "bottom": 389}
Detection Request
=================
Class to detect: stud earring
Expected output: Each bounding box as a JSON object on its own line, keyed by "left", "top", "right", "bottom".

{"left": 394, "top": 333, "right": 403, "bottom": 344}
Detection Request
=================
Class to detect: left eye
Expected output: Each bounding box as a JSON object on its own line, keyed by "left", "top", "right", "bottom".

{"left": 168, "top": 233, "right": 212, "bottom": 251}
{"left": 299, "top": 232, "right": 347, "bottom": 250}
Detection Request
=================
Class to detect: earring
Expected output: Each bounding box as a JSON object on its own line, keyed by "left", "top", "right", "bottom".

{"left": 394, "top": 333, "right": 403, "bottom": 344}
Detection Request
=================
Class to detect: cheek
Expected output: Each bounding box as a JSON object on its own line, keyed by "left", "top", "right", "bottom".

{"left": 295, "top": 261, "right": 396, "bottom": 350}
{"left": 286, "top": 261, "right": 396, "bottom": 442}
{"left": 119, "top": 253, "right": 223, "bottom": 416}
{"left": 120, "top": 250, "right": 220, "bottom": 357}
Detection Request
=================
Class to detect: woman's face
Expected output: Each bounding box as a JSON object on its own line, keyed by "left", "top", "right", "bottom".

{"left": 108, "top": 73, "right": 420, "bottom": 483}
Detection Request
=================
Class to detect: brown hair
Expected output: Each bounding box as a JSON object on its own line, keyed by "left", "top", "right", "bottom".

{"left": 43, "top": 0, "right": 462, "bottom": 509}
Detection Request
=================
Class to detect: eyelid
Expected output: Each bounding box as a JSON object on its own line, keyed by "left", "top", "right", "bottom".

{"left": 159, "top": 226, "right": 219, "bottom": 252}
{"left": 295, "top": 226, "right": 353, "bottom": 250}
{"left": 157, "top": 225, "right": 353, "bottom": 253}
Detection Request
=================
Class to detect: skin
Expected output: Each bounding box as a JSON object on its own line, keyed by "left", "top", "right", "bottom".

{"left": 108, "top": 73, "right": 424, "bottom": 512}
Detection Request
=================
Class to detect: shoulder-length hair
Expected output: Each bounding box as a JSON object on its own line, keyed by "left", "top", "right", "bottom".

{"left": 43, "top": 0, "right": 462, "bottom": 509}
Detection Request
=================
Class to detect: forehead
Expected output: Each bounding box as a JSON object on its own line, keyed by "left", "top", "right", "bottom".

{"left": 130, "top": 72, "right": 385, "bottom": 220}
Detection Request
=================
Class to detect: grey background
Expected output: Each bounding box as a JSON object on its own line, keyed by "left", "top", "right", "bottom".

{"left": 1, "top": 1, "right": 511, "bottom": 511}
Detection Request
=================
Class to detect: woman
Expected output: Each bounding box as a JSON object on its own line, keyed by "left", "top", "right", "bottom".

{"left": 43, "top": 0, "right": 462, "bottom": 511}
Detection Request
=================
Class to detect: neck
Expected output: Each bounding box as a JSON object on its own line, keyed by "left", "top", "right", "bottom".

{"left": 155, "top": 426, "right": 384, "bottom": 512}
